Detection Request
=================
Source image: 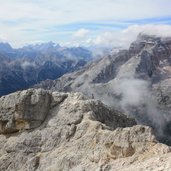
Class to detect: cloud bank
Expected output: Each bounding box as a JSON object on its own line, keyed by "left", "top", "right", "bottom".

{"left": 73, "top": 29, "right": 90, "bottom": 38}
{"left": 0, "top": 0, "right": 171, "bottom": 47}
{"left": 83, "top": 24, "right": 171, "bottom": 48}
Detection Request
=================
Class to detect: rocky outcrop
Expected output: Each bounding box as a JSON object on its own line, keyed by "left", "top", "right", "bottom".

{"left": 0, "top": 89, "right": 51, "bottom": 133}
{"left": 0, "top": 89, "right": 135, "bottom": 134}
{"left": 0, "top": 89, "right": 171, "bottom": 171}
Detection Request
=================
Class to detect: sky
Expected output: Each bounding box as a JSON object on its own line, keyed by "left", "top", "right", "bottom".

{"left": 0, "top": 0, "right": 171, "bottom": 48}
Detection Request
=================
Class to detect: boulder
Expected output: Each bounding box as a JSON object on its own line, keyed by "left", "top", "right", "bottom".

{"left": 0, "top": 89, "right": 51, "bottom": 133}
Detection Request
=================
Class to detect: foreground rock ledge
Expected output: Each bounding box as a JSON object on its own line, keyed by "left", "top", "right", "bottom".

{"left": 0, "top": 89, "right": 170, "bottom": 171}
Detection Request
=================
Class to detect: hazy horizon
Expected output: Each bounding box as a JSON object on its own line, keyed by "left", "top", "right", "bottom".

{"left": 1, "top": 0, "right": 171, "bottom": 48}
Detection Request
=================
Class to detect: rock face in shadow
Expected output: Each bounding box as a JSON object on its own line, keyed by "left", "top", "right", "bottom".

{"left": 0, "top": 42, "right": 93, "bottom": 96}
{"left": 0, "top": 89, "right": 171, "bottom": 171}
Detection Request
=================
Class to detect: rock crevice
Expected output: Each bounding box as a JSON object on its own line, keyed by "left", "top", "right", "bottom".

{"left": 0, "top": 89, "right": 170, "bottom": 170}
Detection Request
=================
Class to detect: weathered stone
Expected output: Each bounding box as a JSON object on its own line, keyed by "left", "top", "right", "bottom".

{"left": 0, "top": 89, "right": 51, "bottom": 133}
{"left": 0, "top": 89, "right": 171, "bottom": 171}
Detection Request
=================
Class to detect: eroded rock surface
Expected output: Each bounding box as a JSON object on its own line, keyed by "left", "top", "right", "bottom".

{"left": 0, "top": 89, "right": 171, "bottom": 171}
{"left": 0, "top": 89, "right": 51, "bottom": 133}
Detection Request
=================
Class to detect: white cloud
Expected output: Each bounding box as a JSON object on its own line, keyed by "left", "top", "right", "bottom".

{"left": 0, "top": 0, "right": 171, "bottom": 46}
{"left": 1, "top": 0, "right": 171, "bottom": 23}
{"left": 120, "top": 24, "right": 171, "bottom": 47}
{"left": 85, "top": 24, "right": 171, "bottom": 48}
{"left": 20, "top": 61, "right": 36, "bottom": 70}
{"left": 0, "top": 34, "right": 8, "bottom": 42}
{"left": 122, "top": 24, "right": 171, "bottom": 37}
{"left": 73, "top": 29, "right": 90, "bottom": 38}
{"left": 93, "top": 32, "right": 117, "bottom": 47}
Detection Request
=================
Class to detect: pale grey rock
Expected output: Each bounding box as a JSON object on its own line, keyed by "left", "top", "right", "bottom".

{"left": 153, "top": 78, "right": 171, "bottom": 107}
{"left": 0, "top": 89, "right": 51, "bottom": 133}
{"left": 0, "top": 89, "right": 171, "bottom": 171}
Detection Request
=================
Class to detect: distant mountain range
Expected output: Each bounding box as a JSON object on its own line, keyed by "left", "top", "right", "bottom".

{"left": 0, "top": 42, "right": 93, "bottom": 96}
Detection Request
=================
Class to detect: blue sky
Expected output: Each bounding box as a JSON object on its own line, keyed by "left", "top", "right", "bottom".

{"left": 0, "top": 0, "right": 171, "bottom": 47}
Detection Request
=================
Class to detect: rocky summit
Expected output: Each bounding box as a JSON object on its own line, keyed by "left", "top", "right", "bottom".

{"left": 0, "top": 89, "right": 171, "bottom": 171}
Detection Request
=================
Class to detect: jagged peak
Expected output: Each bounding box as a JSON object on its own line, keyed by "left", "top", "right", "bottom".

{"left": 136, "top": 32, "right": 171, "bottom": 44}
{"left": 0, "top": 42, "right": 13, "bottom": 51}
{"left": 129, "top": 33, "right": 170, "bottom": 55}
{"left": 136, "top": 33, "right": 161, "bottom": 43}
{"left": 21, "top": 41, "right": 61, "bottom": 51}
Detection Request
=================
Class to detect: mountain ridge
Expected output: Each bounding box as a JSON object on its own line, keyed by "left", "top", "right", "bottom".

{"left": 0, "top": 42, "right": 93, "bottom": 96}
{"left": 35, "top": 34, "right": 171, "bottom": 144}
{"left": 0, "top": 88, "right": 171, "bottom": 171}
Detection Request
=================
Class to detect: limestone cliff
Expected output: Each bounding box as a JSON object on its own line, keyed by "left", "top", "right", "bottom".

{"left": 0, "top": 89, "right": 171, "bottom": 171}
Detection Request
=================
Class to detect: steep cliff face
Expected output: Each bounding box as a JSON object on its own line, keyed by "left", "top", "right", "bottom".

{"left": 0, "top": 89, "right": 171, "bottom": 171}
{"left": 36, "top": 34, "right": 171, "bottom": 92}
{"left": 35, "top": 34, "right": 171, "bottom": 144}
